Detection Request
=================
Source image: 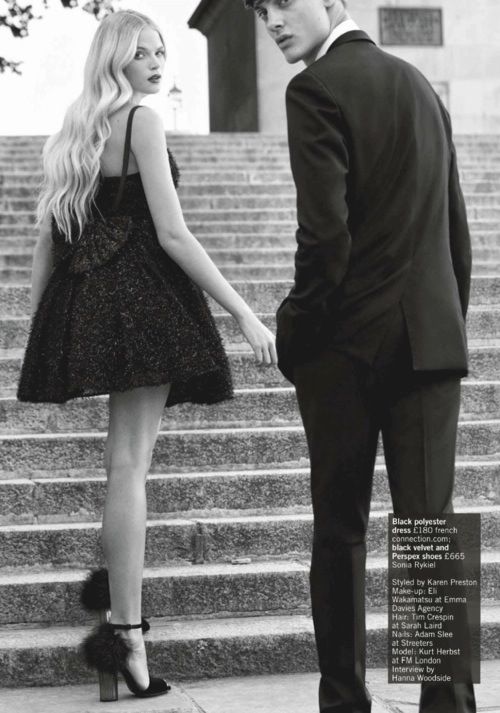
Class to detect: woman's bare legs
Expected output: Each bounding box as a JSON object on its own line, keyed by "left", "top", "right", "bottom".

{"left": 102, "top": 383, "right": 171, "bottom": 689}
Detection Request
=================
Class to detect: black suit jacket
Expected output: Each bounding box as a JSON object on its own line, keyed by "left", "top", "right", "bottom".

{"left": 276, "top": 30, "right": 471, "bottom": 384}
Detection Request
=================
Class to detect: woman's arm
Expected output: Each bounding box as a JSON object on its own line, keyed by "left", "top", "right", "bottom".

{"left": 131, "top": 106, "right": 277, "bottom": 365}
{"left": 30, "top": 212, "right": 54, "bottom": 316}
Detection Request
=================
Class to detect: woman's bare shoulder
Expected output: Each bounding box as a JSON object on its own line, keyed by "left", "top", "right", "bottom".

{"left": 130, "top": 106, "right": 165, "bottom": 138}
{"left": 101, "top": 106, "right": 156, "bottom": 174}
{"left": 129, "top": 107, "right": 167, "bottom": 160}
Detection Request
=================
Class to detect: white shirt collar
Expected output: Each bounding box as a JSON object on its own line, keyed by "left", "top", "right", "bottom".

{"left": 315, "top": 17, "right": 360, "bottom": 62}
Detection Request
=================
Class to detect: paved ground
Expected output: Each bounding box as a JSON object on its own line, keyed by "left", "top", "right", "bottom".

{"left": 0, "top": 662, "right": 497, "bottom": 713}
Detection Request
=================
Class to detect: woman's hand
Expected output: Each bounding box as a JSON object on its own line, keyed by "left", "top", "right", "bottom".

{"left": 235, "top": 310, "right": 278, "bottom": 365}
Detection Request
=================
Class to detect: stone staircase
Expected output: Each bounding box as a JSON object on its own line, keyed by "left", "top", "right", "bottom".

{"left": 0, "top": 133, "right": 499, "bottom": 690}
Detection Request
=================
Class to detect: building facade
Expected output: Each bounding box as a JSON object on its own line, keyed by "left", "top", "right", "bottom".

{"left": 189, "top": 0, "right": 500, "bottom": 134}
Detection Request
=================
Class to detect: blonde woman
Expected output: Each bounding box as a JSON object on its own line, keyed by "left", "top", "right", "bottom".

{"left": 17, "top": 9, "right": 277, "bottom": 701}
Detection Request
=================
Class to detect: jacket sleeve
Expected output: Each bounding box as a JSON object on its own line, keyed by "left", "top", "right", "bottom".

{"left": 448, "top": 140, "right": 472, "bottom": 318}
{"left": 438, "top": 100, "right": 472, "bottom": 318}
{"left": 280, "top": 69, "right": 352, "bottom": 321}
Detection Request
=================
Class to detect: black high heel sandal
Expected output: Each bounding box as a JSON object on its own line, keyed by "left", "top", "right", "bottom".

{"left": 81, "top": 621, "right": 171, "bottom": 701}
{"left": 80, "top": 568, "right": 150, "bottom": 633}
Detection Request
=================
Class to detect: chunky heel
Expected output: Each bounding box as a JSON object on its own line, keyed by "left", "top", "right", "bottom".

{"left": 81, "top": 621, "right": 170, "bottom": 701}
{"left": 96, "top": 609, "right": 118, "bottom": 702}
{"left": 98, "top": 668, "right": 118, "bottom": 702}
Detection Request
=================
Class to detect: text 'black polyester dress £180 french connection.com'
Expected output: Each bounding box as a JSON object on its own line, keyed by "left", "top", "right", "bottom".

{"left": 17, "top": 106, "right": 234, "bottom": 408}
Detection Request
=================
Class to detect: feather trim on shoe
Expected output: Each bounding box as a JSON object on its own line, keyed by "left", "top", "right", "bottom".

{"left": 81, "top": 622, "right": 131, "bottom": 674}
{"left": 79, "top": 568, "right": 150, "bottom": 633}
{"left": 80, "top": 568, "right": 110, "bottom": 610}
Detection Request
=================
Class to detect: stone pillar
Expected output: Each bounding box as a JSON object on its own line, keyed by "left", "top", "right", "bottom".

{"left": 188, "top": 0, "right": 259, "bottom": 132}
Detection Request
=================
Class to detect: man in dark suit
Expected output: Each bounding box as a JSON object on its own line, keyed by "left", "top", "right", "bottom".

{"left": 245, "top": 1, "right": 475, "bottom": 712}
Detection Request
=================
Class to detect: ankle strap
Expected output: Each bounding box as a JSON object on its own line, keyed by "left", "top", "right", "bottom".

{"left": 109, "top": 622, "right": 142, "bottom": 630}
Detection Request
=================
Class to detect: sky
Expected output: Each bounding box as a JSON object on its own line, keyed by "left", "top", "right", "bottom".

{"left": 0, "top": 0, "right": 208, "bottom": 135}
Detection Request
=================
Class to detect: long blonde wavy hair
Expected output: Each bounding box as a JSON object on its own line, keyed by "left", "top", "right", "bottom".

{"left": 36, "top": 10, "right": 165, "bottom": 243}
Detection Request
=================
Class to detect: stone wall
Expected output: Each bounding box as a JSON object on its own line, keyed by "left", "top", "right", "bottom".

{"left": 255, "top": 0, "right": 500, "bottom": 134}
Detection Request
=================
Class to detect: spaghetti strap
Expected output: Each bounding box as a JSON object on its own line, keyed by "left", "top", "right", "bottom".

{"left": 111, "top": 105, "right": 142, "bottom": 212}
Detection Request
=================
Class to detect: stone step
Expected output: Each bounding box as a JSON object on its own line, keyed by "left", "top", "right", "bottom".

{"left": 4, "top": 157, "right": 500, "bottom": 174}
{"left": 4, "top": 207, "right": 500, "bottom": 226}
{"left": 0, "top": 264, "right": 251, "bottom": 283}
{"left": 1, "top": 131, "right": 498, "bottom": 141}
{"left": 0, "top": 142, "right": 497, "bottom": 155}
{"left": 3, "top": 262, "right": 500, "bottom": 287}
{"left": 0, "top": 143, "right": 498, "bottom": 155}
{"left": 0, "top": 551, "right": 498, "bottom": 627}
{"left": 1, "top": 380, "right": 500, "bottom": 436}
{"left": 2, "top": 160, "right": 499, "bottom": 175}
{"left": 0, "top": 184, "right": 287, "bottom": 198}
{"left": 0, "top": 170, "right": 298, "bottom": 185}
{"left": 0, "top": 196, "right": 500, "bottom": 218}
{"left": 4, "top": 167, "right": 500, "bottom": 183}
{"left": 0, "top": 459, "right": 498, "bottom": 526}
{"left": 2, "top": 218, "right": 499, "bottom": 237}
{"left": 3, "top": 230, "right": 500, "bottom": 254}
{"left": 462, "top": 181, "right": 500, "bottom": 193}
{"left": 0, "top": 346, "right": 287, "bottom": 391}
{"left": 3, "top": 265, "right": 290, "bottom": 284}
{"left": 4, "top": 665, "right": 500, "bottom": 713}
{"left": 5, "top": 169, "right": 500, "bottom": 191}
{"left": 0, "top": 247, "right": 293, "bottom": 267}
{"left": 1, "top": 216, "right": 500, "bottom": 239}
{"left": 3, "top": 161, "right": 291, "bottom": 173}
{"left": 2, "top": 307, "right": 500, "bottom": 350}
{"left": 2, "top": 606, "right": 499, "bottom": 687}
{"left": 0, "top": 149, "right": 292, "bottom": 158}
{"left": 0, "top": 560, "right": 314, "bottom": 626}
{"left": 1, "top": 277, "right": 499, "bottom": 319}
{"left": 0, "top": 343, "right": 498, "bottom": 394}
{"left": 19, "top": 189, "right": 500, "bottom": 207}
{"left": 0, "top": 504, "right": 497, "bottom": 569}
{"left": 4, "top": 181, "right": 500, "bottom": 198}
{"left": 0, "top": 681, "right": 198, "bottom": 711}
{"left": 0, "top": 133, "right": 496, "bottom": 144}
{"left": 198, "top": 219, "right": 500, "bottom": 235}
{"left": 5, "top": 192, "right": 500, "bottom": 213}
{"left": 3, "top": 229, "right": 500, "bottom": 251}
{"left": 0, "top": 139, "right": 497, "bottom": 151}
{"left": 1, "top": 245, "right": 500, "bottom": 270}
{"left": 3, "top": 262, "right": 500, "bottom": 283}
{"left": 1, "top": 421, "right": 499, "bottom": 477}
{"left": 460, "top": 170, "right": 500, "bottom": 182}
{"left": 0, "top": 612, "right": 328, "bottom": 686}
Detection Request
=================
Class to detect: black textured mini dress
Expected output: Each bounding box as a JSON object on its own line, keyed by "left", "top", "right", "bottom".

{"left": 17, "top": 106, "right": 234, "bottom": 408}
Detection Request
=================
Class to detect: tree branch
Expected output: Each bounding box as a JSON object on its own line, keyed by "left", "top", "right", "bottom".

{"left": 0, "top": 0, "right": 117, "bottom": 73}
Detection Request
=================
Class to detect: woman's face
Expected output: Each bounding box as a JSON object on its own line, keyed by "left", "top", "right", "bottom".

{"left": 123, "top": 27, "right": 166, "bottom": 97}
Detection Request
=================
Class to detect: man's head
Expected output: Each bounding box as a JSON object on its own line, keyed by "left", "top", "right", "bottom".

{"left": 245, "top": 0, "right": 348, "bottom": 66}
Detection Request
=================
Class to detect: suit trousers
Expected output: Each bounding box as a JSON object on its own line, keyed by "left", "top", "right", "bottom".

{"left": 293, "top": 305, "right": 476, "bottom": 713}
